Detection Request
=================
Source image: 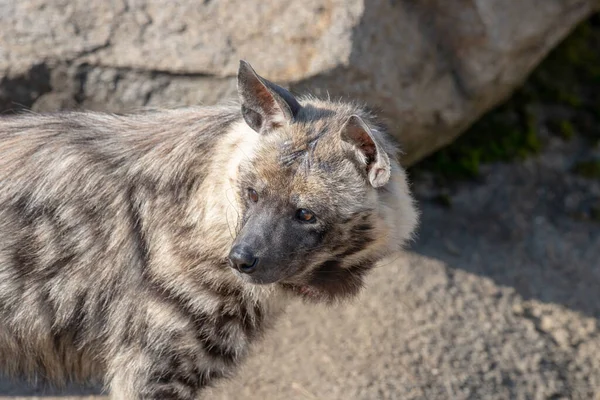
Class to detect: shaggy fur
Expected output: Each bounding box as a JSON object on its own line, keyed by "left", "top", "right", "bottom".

{"left": 0, "top": 61, "right": 418, "bottom": 399}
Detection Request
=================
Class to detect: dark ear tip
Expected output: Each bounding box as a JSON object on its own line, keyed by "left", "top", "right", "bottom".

{"left": 347, "top": 114, "right": 369, "bottom": 130}
{"left": 238, "top": 60, "right": 254, "bottom": 76}
{"left": 348, "top": 115, "right": 361, "bottom": 124}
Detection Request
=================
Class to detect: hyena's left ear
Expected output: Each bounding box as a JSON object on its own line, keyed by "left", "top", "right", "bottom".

{"left": 341, "top": 115, "right": 391, "bottom": 188}
{"left": 237, "top": 60, "right": 301, "bottom": 134}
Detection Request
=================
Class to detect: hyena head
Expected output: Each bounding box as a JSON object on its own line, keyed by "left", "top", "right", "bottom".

{"left": 227, "top": 61, "right": 418, "bottom": 303}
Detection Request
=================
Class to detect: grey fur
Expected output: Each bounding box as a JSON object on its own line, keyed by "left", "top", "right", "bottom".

{"left": 0, "top": 61, "right": 418, "bottom": 399}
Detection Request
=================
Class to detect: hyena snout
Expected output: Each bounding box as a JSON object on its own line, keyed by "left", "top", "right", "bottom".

{"left": 227, "top": 208, "right": 310, "bottom": 284}
{"left": 228, "top": 245, "right": 259, "bottom": 274}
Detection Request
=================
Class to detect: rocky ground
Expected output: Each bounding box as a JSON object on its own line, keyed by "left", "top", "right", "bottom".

{"left": 1, "top": 124, "right": 599, "bottom": 400}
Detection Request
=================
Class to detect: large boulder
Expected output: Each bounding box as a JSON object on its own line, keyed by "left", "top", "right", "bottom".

{"left": 1, "top": 0, "right": 598, "bottom": 165}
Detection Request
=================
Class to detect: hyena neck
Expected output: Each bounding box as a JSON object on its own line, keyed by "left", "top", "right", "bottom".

{"left": 182, "top": 119, "right": 259, "bottom": 262}
{"left": 192, "top": 119, "right": 282, "bottom": 300}
{"left": 143, "top": 114, "right": 284, "bottom": 312}
{"left": 377, "top": 162, "right": 419, "bottom": 253}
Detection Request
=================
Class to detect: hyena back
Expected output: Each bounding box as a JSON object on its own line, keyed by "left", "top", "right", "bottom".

{"left": 0, "top": 61, "right": 418, "bottom": 399}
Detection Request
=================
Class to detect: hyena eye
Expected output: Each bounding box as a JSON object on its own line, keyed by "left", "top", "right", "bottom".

{"left": 295, "top": 208, "right": 316, "bottom": 223}
{"left": 247, "top": 188, "right": 259, "bottom": 203}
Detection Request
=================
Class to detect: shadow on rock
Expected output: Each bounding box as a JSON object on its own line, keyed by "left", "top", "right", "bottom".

{"left": 411, "top": 137, "right": 600, "bottom": 320}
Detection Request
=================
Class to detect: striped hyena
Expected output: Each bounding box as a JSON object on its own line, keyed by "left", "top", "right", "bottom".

{"left": 0, "top": 61, "right": 418, "bottom": 399}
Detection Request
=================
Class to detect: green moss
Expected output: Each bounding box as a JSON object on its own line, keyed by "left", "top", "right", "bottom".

{"left": 559, "top": 120, "right": 576, "bottom": 141}
{"left": 572, "top": 160, "right": 600, "bottom": 179}
{"left": 528, "top": 18, "right": 600, "bottom": 109}
{"left": 410, "top": 14, "right": 600, "bottom": 183}
{"left": 547, "top": 119, "right": 577, "bottom": 141}
{"left": 414, "top": 104, "right": 542, "bottom": 182}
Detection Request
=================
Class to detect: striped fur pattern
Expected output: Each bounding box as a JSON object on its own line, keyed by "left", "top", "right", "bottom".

{"left": 0, "top": 62, "right": 418, "bottom": 399}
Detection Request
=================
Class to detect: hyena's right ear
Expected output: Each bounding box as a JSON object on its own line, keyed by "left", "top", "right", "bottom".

{"left": 341, "top": 115, "right": 391, "bottom": 188}
{"left": 237, "top": 60, "right": 301, "bottom": 133}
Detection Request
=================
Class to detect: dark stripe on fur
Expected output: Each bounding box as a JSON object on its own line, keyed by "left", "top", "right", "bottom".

{"left": 145, "top": 281, "right": 244, "bottom": 366}
{"left": 126, "top": 186, "right": 150, "bottom": 269}
{"left": 196, "top": 332, "right": 238, "bottom": 365}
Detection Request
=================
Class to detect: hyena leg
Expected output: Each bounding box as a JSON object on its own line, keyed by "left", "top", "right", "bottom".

{"left": 108, "top": 346, "right": 223, "bottom": 400}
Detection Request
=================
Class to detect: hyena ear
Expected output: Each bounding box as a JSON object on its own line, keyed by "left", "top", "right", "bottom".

{"left": 237, "top": 60, "right": 301, "bottom": 133}
{"left": 341, "top": 115, "right": 391, "bottom": 188}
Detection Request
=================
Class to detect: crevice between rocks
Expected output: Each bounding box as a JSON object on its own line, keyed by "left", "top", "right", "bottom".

{"left": 0, "top": 61, "right": 231, "bottom": 114}
{"left": 0, "top": 63, "right": 52, "bottom": 114}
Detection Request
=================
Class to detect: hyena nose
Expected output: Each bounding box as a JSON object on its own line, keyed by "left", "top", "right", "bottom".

{"left": 228, "top": 245, "right": 259, "bottom": 274}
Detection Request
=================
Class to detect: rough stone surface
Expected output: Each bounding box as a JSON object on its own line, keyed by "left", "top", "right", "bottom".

{"left": 1, "top": 0, "right": 598, "bottom": 164}
{"left": 2, "top": 105, "right": 600, "bottom": 400}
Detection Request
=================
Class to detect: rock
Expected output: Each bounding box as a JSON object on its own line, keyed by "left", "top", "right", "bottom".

{"left": 0, "top": 0, "right": 598, "bottom": 165}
